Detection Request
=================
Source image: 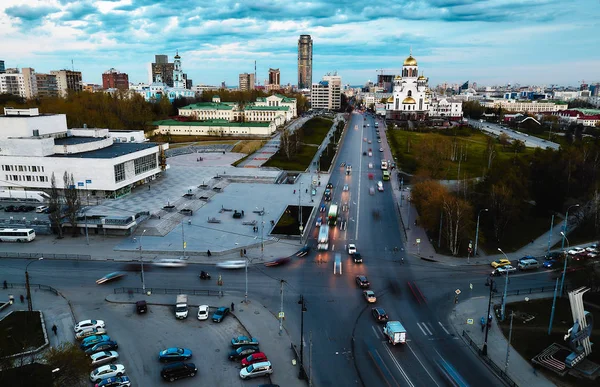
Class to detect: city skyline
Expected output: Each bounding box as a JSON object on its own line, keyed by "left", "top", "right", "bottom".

{"left": 1, "top": 0, "right": 598, "bottom": 88}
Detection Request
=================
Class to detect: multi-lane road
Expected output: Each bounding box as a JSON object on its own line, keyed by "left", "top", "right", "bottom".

{"left": 465, "top": 117, "right": 560, "bottom": 150}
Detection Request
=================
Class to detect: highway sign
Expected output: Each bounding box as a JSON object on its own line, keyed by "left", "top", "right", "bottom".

{"left": 455, "top": 289, "right": 461, "bottom": 295}
{"left": 467, "top": 318, "right": 474, "bottom": 325}
{"left": 278, "top": 312, "right": 285, "bottom": 319}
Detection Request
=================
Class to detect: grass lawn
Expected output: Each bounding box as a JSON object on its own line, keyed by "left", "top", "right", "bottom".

{"left": 272, "top": 205, "right": 313, "bottom": 236}
{"left": 498, "top": 298, "right": 600, "bottom": 386}
{"left": 387, "top": 127, "right": 536, "bottom": 179}
{"left": 0, "top": 311, "right": 45, "bottom": 356}
{"left": 302, "top": 117, "right": 334, "bottom": 145}
{"left": 231, "top": 140, "right": 267, "bottom": 154}
{"left": 263, "top": 144, "right": 318, "bottom": 171}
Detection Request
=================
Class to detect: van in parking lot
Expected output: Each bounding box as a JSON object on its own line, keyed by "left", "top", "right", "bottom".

{"left": 518, "top": 259, "right": 540, "bottom": 271}
{"left": 35, "top": 205, "right": 49, "bottom": 213}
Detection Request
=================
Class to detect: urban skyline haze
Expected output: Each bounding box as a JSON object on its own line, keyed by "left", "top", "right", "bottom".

{"left": 1, "top": 0, "right": 598, "bottom": 88}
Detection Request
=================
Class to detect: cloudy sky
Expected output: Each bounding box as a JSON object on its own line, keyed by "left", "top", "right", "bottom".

{"left": 1, "top": 0, "right": 597, "bottom": 88}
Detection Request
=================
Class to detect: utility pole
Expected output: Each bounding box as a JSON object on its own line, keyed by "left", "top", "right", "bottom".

{"left": 505, "top": 311, "right": 514, "bottom": 373}
{"left": 309, "top": 331, "right": 313, "bottom": 387}
{"left": 181, "top": 221, "right": 186, "bottom": 260}
{"left": 279, "top": 280, "right": 284, "bottom": 335}
{"left": 482, "top": 276, "right": 494, "bottom": 356}
{"left": 298, "top": 295, "right": 307, "bottom": 379}
{"left": 548, "top": 276, "right": 560, "bottom": 335}
{"left": 438, "top": 210, "right": 443, "bottom": 249}
{"left": 547, "top": 214, "right": 554, "bottom": 254}
{"left": 140, "top": 229, "right": 147, "bottom": 291}
{"left": 474, "top": 208, "right": 488, "bottom": 256}
{"left": 498, "top": 248, "right": 510, "bottom": 321}
{"left": 400, "top": 178, "right": 404, "bottom": 206}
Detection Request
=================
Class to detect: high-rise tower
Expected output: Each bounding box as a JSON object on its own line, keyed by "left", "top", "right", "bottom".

{"left": 298, "top": 35, "right": 313, "bottom": 90}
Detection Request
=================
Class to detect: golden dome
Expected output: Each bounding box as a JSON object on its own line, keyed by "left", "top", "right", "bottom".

{"left": 403, "top": 55, "right": 417, "bottom": 66}
{"left": 418, "top": 75, "right": 426, "bottom": 80}
{"left": 394, "top": 75, "right": 402, "bottom": 80}
{"left": 387, "top": 96, "right": 394, "bottom": 103}
{"left": 402, "top": 97, "right": 416, "bottom": 104}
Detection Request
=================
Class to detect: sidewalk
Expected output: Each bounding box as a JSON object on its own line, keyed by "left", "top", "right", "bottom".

{"left": 106, "top": 293, "right": 306, "bottom": 387}
{"left": 448, "top": 293, "right": 554, "bottom": 386}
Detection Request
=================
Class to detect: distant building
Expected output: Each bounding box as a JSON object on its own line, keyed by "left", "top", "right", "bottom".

{"left": 0, "top": 70, "right": 25, "bottom": 98}
{"left": 239, "top": 73, "right": 255, "bottom": 91}
{"left": 83, "top": 84, "right": 102, "bottom": 93}
{"left": 191, "top": 84, "right": 219, "bottom": 94}
{"left": 428, "top": 98, "right": 463, "bottom": 121}
{"left": 102, "top": 68, "right": 129, "bottom": 90}
{"left": 0, "top": 60, "right": 5, "bottom": 74}
{"left": 21, "top": 68, "right": 37, "bottom": 99}
{"left": 267, "top": 68, "right": 281, "bottom": 91}
{"left": 35, "top": 73, "right": 59, "bottom": 98}
{"left": 153, "top": 119, "right": 276, "bottom": 137}
{"left": 385, "top": 53, "right": 431, "bottom": 121}
{"left": 480, "top": 99, "right": 568, "bottom": 113}
{"left": 311, "top": 74, "right": 342, "bottom": 110}
{"left": 149, "top": 54, "right": 174, "bottom": 87}
{"left": 50, "top": 70, "right": 82, "bottom": 97}
{"left": 298, "top": 35, "right": 313, "bottom": 90}
{"left": 377, "top": 74, "right": 395, "bottom": 93}
{"left": 131, "top": 53, "right": 194, "bottom": 102}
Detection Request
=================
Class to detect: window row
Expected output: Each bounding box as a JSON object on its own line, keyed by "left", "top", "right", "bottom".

{"left": 134, "top": 154, "right": 157, "bottom": 175}
{"left": 2, "top": 165, "right": 45, "bottom": 172}
{"left": 5, "top": 174, "right": 48, "bottom": 182}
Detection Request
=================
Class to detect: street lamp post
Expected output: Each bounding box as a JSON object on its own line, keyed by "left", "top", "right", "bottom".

{"left": 298, "top": 295, "right": 307, "bottom": 380}
{"left": 482, "top": 275, "right": 495, "bottom": 356}
{"left": 559, "top": 204, "right": 579, "bottom": 295}
{"left": 549, "top": 231, "right": 570, "bottom": 334}
{"left": 474, "top": 209, "right": 489, "bottom": 256}
{"left": 25, "top": 257, "right": 44, "bottom": 312}
{"left": 139, "top": 229, "right": 147, "bottom": 291}
{"left": 498, "top": 248, "right": 511, "bottom": 321}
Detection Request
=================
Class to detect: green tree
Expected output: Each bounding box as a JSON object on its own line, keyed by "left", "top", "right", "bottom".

{"left": 63, "top": 172, "right": 80, "bottom": 237}
{"left": 48, "top": 173, "right": 64, "bottom": 238}
{"left": 43, "top": 342, "right": 89, "bottom": 387}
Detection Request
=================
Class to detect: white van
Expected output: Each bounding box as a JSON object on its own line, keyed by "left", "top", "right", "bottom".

{"left": 518, "top": 259, "right": 540, "bottom": 271}
{"left": 35, "top": 205, "right": 49, "bottom": 213}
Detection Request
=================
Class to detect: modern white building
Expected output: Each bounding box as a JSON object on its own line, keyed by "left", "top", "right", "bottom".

{"left": 0, "top": 70, "right": 26, "bottom": 98}
{"left": 386, "top": 53, "right": 431, "bottom": 121}
{"left": 480, "top": 99, "right": 568, "bottom": 113}
{"left": 311, "top": 74, "right": 341, "bottom": 110}
{"left": 0, "top": 107, "right": 168, "bottom": 199}
{"left": 153, "top": 119, "right": 276, "bottom": 137}
{"left": 254, "top": 94, "right": 298, "bottom": 118}
{"left": 429, "top": 98, "right": 463, "bottom": 120}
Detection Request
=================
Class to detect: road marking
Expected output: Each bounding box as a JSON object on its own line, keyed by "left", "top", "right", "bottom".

{"left": 406, "top": 342, "right": 441, "bottom": 387}
{"left": 438, "top": 321, "right": 450, "bottom": 335}
{"left": 372, "top": 325, "right": 381, "bottom": 339}
{"left": 331, "top": 244, "right": 335, "bottom": 251}
{"left": 422, "top": 323, "right": 433, "bottom": 336}
{"left": 355, "top": 124, "right": 364, "bottom": 241}
{"left": 382, "top": 342, "right": 415, "bottom": 387}
{"left": 416, "top": 322, "right": 427, "bottom": 336}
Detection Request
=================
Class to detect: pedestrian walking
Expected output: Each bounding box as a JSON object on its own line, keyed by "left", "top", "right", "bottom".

{"left": 293, "top": 189, "right": 296, "bottom": 194}
{"left": 243, "top": 249, "right": 246, "bottom": 256}
{"left": 3, "top": 280, "right": 6, "bottom": 289}
{"left": 20, "top": 294, "right": 24, "bottom": 303}
{"left": 231, "top": 302, "right": 235, "bottom": 312}
{"left": 51, "top": 324, "right": 57, "bottom": 336}
{"left": 207, "top": 250, "right": 212, "bottom": 257}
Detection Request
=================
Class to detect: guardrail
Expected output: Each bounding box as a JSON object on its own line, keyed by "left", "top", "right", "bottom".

{"left": 114, "top": 287, "right": 222, "bottom": 296}
{"left": 462, "top": 330, "right": 518, "bottom": 387}
{"left": 491, "top": 285, "right": 569, "bottom": 298}
{"left": 3, "top": 282, "right": 60, "bottom": 296}
{"left": 0, "top": 252, "right": 92, "bottom": 260}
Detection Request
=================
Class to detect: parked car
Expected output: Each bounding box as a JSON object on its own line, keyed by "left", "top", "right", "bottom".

{"left": 545, "top": 251, "right": 564, "bottom": 260}
{"left": 135, "top": 300, "right": 147, "bottom": 314}
{"left": 490, "top": 259, "right": 511, "bottom": 268}
{"left": 241, "top": 352, "right": 268, "bottom": 367}
{"left": 356, "top": 275, "right": 370, "bottom": 289}
{"left": 161, "top": 362, "right": 197, "bottom": 382}
{"left": 363, "top": 290, "right": 377, "bottom": 303}
{"left": 159, "top": 347, "right": 193, "bottom": 362}
{"left": 197, "top": 305, "right": 209, "bottom": 320}
{"left": 492, "top": 265, "right": 517, "bottom": 276}
{"left": 372, "top": 308, "right": 388, "bottom": 322}
{"left": 212, "top": 307, "right": 230, "bottom": 322}
{"left": 229, "top": 345, "right": 260, "bottom": 360}
{"left": 89, "top": 364, "right": 125, "bottom": 383}
{"left": 231, "top": 336, "right": 259, "bottom": 347}
{"left": 568, "top": 247, "right": 585, "bottom": 256}
{"left": 74, "top": 319, "right": 105, "bottom": 333}
{"left": 90, "top": 351, "right": 119, "bottom": 367}
{"left": 543, "top": 259, "right": 557, "bottom": 268}
{"left": 4, "top": 205, "right": 15, "bottom": 212}
{"left": 76, "top": 327, "right": 107, "bottom": 340}
{"left": 95, "top": 376, "right": 131, "bottom": 387}
{"left": 239, "top": 361, "right": 273, "bottom": 380}
{"left": 585, "top": 244, "right": 598, "bottom": 253}
{"left": 85, "top": 341, "right": 119, "bottom": 355}
{"left": 81, "top": 335, "right": 111, "bottom": 350}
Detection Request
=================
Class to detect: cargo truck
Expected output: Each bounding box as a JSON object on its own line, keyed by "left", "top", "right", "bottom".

{"left": 175, "top": 294, "right": 188, "bottom": 319}
{"left": 383, "top": 321, "right": 407, "bottom": 345}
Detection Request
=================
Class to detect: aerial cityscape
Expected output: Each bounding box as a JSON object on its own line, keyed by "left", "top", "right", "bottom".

{"left": 0, "top": 1, "right": 599, "bottom": 387}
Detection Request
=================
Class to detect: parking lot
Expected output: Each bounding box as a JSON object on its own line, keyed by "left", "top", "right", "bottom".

{"left": 79, "top": 300, "right": 273, "bottom": 386}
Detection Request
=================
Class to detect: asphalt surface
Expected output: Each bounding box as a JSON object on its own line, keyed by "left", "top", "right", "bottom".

{"left": 465, "top": 118, "right": 560, "bottom": 150}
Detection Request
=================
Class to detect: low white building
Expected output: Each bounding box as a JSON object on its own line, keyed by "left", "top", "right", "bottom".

{"left": 153, "top": 119, "right": 276, "bottom": 137}
{"left": 429, "top": 98, "right": 463, "bottom": 120}
{"left": 0, "top": 107, "right": 168, "bottom": 198}
{"left": 178, "top": 98, "right": 241, "bottom": 121}
{"left": 0, "top": 70, "right": 26, "bottom": 98}
{"left": 480, "top": 99, "right": 568, "bottom": 113}
{"left": 254, "top": 94, "right": 297, "bottom": 118}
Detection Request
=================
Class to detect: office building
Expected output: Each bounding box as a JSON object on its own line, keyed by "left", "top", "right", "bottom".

{"left": 0, "top": 60, "right": 5, "bottom": 74}
{"left": 267, "top": 68, "right": 281, "bottom": 91}
{"left": 0, "top": 70, "right": 26, "bottom": 98}
{"left": 239, "top": 73, "right": 255, "bottom": 91}
{"left": 149, "top": 54, "right": 174, "bottom": 87}
{"left": 21, "top": 68, "right": 38, "bottom": 99}
{"left": 50, "top": 70, "right": 82, "bottom": 97}
{"left": 35, "top": 73, "right": 59, "bottom": 98}
{"left": 102, "top": 68, "right": 129, "bottom": 90}
{"left": 311, "top": 74, "right": 341, "bottom": 110}
{"left": 298, "top": 35, "right": 313, "bottom": 90}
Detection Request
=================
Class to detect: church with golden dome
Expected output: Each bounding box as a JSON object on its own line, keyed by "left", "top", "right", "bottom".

{"left": 385, "top": 52, "right": 431, "bottom": 121}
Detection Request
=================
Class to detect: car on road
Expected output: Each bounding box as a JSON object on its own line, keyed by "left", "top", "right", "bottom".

{"left": 492, "top": 265, "right": 517, "bottom": 276}
{"left": 159, "top": 347, "right": 193, "bottom": 362}
{"left": 81, "top": 335, "right": 111, "bottom": 350}
{"left": 379, "top": 148, "right": 384, "bottom": 152}
{"left": 353, "top": 252, "right": 363, "bottom": 263}
{"left": 153, "top": 259, "right": 188, "bottom": 268}
{"left": 568, "top": 247, "right": 585, "bottom": 255}
{"left": 161, "top": 362, "right": 197, "bottom": 382}
{"left": 95, "top": 376, "right": 131, "bottom": 387}
{"left": 491, "top": 259, "right": 511, "bottom": 268}
{"left": 586, "top": 244, "right": 598, "bottom": 252}
{"left": 316, "top": 217, "right": 322, "bottom": 227}
{"left": 368, "top": 140, "right": 372, "bottom": 144}
{"left": 239, "top": 361, "right": 273, "bottom": 380}
{"left": 231, "top": 336, "right": 259, "bottom": 347}
{"left": 518, "top": 255, "right": 536, "bottom": 264}
{"left": 229, "top": 345, "right": 260, "bottom": 360}
{"left": 372, "top": 308, "right": 388, "bottom": 322}
{"left": 197, "top": 305, "right": 209, "bottom": 320}
{"left": 76, "top": 327, "right": 107, "bottom": 340}
{"left": 377, "top": 181, "right": 384, "bottom": 191}
{"left": 264, "top": 257, "right": 291, "bottom": 267}
{"left": 369, "top": 187, "right": 375, "bottom": 195}
{"left": 96, "top": 271, "right": 127, "bottom": 285}
{"left": 368, "top": 151, "right": 372, "bottom": 157}
{"left": 363, "top": 151, "right": 367, "bottom": 156}
{"left": 326, "top": 183, "right": 333, "bottom": 189}
{"left": 212, "top": 307, "right": 230, "bottom": 323}
{"left": 348, "top": 244, "right": 356, "bottom": 254}
{"left": 545, "top": 251, "right": 564, "bottom": 260}
{"left": 135, "top": 300, "right": 147, "bottom": 314}
{"left": 90, "top": 364, "right": 126, "bottom": 383}
{"left": 378, "top": 139, "right": 382, "bottom": 143}
{"left": 319, "top": 204, "right": 326, "bottom": 212}
{"left": 241, "top": 352, "right": 268, "bottom": 367}
{"left": 363, "top": 290, "right": 377, "bottom": 303}
{"left": 363, "top": 137, "right": 367, "bottom": 142}
{"left": 368, "top": 163, "right": 373, "bottom": 169}
{"left": 216, "top": 260, "right": 246, "bottom": 269}
{"left": 343, "top": 184, "right": 349, "bottom": 191}
{"left": 90, "top": 351, "right": 119, "bottom": 367}
{"left": 74, "top": 319, "right": 105, "bottom": 333}
{"left": 355, "top": 275, "right": 370, "bottom": 289}
{"left": 85, "top": 341, "right": 119, "bottom": 355}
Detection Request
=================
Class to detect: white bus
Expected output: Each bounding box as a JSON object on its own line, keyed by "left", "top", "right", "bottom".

{"left": 317, "top": 225, "right": 330, "bottom": 251}
{"left": 0, "top": 228, "right": 36, "bottom": 242}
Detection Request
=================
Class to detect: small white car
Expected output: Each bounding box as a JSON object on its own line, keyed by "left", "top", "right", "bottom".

{"left": 379, "top": 148, "right": 384, "bottom": 152}
{"left": 154, "top": 259, "right": 188, "bottom": 268}
{"left": 74, "top": 319, "right": 105, "bottom": 333}
{"left": 348, "top": 244, "right": 357, "bottom": 255}
{"left": 76, "top": 327, "right": 107, "bottom": 340}
{"left": 343, "top": 184, "right": 349, "bottom": 191}
{"left": 492, "top": 265, "right": 517, "bottom": 276}
{"left": 216, "top": 260, "right": 246, "bottom": 269}
{"left": 368, "top": 163, "right": 373, "bottom": 169}
{"left": 568, "top": 247, "right": 585, "bottom": 255}
{"left": 90, "top": 364, "right": 125, "bottom": 382}
{"left": 197, "top": 305, "right": 209, "bottom": 321}
{"left": 368, "top": 151, "right": 373, "bottom": 157}
{"left": 90, "top": 351, "right": 119, "bottom": 367}
{"left": 363, "top": 290, "right": 377, "bottom": 303}
{"left": 377, "top": 181, "right": 384, "bottom": 191}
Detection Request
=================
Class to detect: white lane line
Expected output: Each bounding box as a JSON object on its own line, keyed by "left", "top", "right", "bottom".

{"left": 438, "top": 321, "right": 450, "bottom": 335}
{"left": 416, "top": 322, "right": 427, "bottom": 336}
{"left": 372, "top": 325, "right": 381, "bottom": 339}
{"left": 406, "top": 342, "right": 441, "bottom": 387}
{"left": 355, "top": 124, "right": 364, "bottom": 241}
{"left": 382, "top": 342, "right": 416, "bottom": 387}
{"left": 422, "top": 323, "right": 433, "bottom": 336}
{"left": 331, "top": 244, "right": 335, "bottom": 251}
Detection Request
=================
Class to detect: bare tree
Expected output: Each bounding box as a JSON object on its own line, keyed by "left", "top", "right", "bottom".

{"left": 489, "top": 183, "right": 515, "bottom": 243}
{"left": 48, "top": 173, "right": 63, "bottom": 238}
{"left": 44, "top": 342, "right": 89, "bottom": 387}
{"left": 442, "top": 194, "right": 472, "bottom": 256}
{"left": 485, "top": 136, "right": 497, "bottom": 170}
{"left": 280, "top": 128, "right": 292, "bottom": 159}
{"left": 63, "top": 172, "right": 81, "bottom": 237}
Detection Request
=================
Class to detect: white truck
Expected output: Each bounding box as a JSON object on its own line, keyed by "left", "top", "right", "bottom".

{"left": 383, "top": 321, "right": 407, "bottom": 345}
{"left": 175, "top": 294, "right": 188, "bottom": 319}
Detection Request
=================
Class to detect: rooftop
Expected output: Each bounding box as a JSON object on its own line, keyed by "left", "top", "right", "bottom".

{"left": 54, "top": 137, "right": 106, "bottom": 146}
{"left": 53, "top": 141, "right": 159, "bottom": 159}
{"left": 153, "top": 119, "right": 271, "bottom": 128}
{"left": 245, "top": 105, "right": 289, "bottom": 111}
{"left": 180, "top": 102, "right": 236, "bottom": 111}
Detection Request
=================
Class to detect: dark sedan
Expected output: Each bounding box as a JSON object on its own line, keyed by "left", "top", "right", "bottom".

{"left": 371, "top": 308, "right": 389, "bottom": 322}
{"left": 85, "top": 341, "right": 119, "bottom": 355}
{"left": 228, "top": 345, "right": 260, "bottom": 360}
{"left": 158, "top": 347, "right": 192, "bottom": 362}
